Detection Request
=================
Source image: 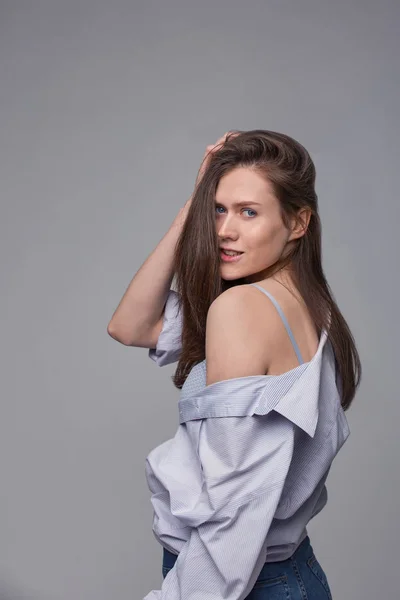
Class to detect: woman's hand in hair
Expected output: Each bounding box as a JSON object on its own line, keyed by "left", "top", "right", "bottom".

{"left": 173, "top": 132, "right": 239, "bottom": 232}
{"left": 194, "top": 131, "right": 239, "bottom": 189}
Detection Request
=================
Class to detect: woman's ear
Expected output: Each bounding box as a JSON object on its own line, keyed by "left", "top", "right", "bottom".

{"left": 288, "top": 207, "right": 312, "bottom": 241}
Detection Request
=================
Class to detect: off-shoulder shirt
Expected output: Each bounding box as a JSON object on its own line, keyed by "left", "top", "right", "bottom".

{"left": 143, "top": 284, "right": 350, "bottom": 600}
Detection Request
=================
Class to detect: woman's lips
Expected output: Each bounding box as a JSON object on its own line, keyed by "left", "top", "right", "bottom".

{"left": 220, "top": 250, "right": 244, "bottom": 263}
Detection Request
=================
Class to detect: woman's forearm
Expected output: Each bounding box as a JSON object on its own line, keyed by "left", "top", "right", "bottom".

{"left": 107, "top": 201, "right": 190, "bottom": 346}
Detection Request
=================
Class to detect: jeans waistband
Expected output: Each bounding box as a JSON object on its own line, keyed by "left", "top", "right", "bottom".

{"left": 163, "top": 535, "right": 314, "bottom": 570}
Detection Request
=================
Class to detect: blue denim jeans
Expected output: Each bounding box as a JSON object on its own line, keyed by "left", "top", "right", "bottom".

{"left": 162, "top": 535, "right": 333, "bottom": 599}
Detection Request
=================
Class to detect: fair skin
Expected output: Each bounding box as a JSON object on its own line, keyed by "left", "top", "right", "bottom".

{"left": 206, "top": 166, "right": 319, "bottom": 386}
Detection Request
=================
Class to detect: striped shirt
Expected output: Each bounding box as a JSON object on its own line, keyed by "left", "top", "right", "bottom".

{"left": 143, "top": 286, "right": 350, "bottom": 600}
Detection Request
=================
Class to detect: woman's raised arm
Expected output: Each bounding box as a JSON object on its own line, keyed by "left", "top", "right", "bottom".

{"left": 107, "top": 199, "right": 191, "bottom": 347}
{"left": 107, "top": 131, "right": 237, "bottom": 347}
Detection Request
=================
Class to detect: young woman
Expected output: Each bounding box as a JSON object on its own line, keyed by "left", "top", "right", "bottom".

{"left": 108, "top": 130, "right": 361, "bottom": 600}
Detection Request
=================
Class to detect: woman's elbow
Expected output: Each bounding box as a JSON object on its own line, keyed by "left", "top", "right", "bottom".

{"left": 107, "top": 321, "right": 135, "bottom": 345}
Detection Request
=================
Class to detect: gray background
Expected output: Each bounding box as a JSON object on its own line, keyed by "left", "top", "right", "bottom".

{"left": 1, "top": 1, "right": 398, "bottom": 599}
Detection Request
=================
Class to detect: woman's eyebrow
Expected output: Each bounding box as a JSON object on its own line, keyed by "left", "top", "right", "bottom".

{"left": 215, "top": 200, "right": 263, "bottom": 207}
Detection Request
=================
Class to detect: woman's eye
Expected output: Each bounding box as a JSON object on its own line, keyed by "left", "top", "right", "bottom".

{"left": 215, "top": 206, "right": 257, "bottom": 217}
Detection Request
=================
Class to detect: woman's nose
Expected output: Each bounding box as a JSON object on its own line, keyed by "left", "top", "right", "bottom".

{"left": 217, "top": 216, "right": 238, "bottom": 239}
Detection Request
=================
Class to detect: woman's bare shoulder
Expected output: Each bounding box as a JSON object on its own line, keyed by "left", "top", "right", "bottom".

{"left": 207, "top": 281, "right": 318, "bottom": 379}
{"left": 205, "top": 285, "right": 283, "bottom": 385}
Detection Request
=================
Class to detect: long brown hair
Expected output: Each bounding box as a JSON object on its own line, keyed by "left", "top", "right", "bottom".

{"left": 172, "top": 129, "right": 361, "bottom": 410}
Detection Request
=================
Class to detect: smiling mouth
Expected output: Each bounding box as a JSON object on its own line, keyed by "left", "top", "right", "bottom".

{"left": 220, "top": 249, "right": 244, "bottom": 262}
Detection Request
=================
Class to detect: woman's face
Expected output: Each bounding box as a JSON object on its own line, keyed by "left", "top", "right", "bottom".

{"left": 215, "top": 167, "right": 297, "bottom": 283}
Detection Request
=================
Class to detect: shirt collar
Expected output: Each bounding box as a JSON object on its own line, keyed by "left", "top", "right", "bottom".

{"left": 179, "top": 329, "right": 330, "bottom": 439}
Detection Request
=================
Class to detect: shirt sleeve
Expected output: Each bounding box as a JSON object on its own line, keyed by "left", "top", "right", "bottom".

{"left": 143, "top": 384, "right": 296, "bottom": 600}
{"left": 148, "top": 289, "right": 183, "bottom": 366}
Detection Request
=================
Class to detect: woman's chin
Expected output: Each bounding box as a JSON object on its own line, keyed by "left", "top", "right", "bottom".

{"left": 220, "top": 269, "right": 247, "bottom": 282}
